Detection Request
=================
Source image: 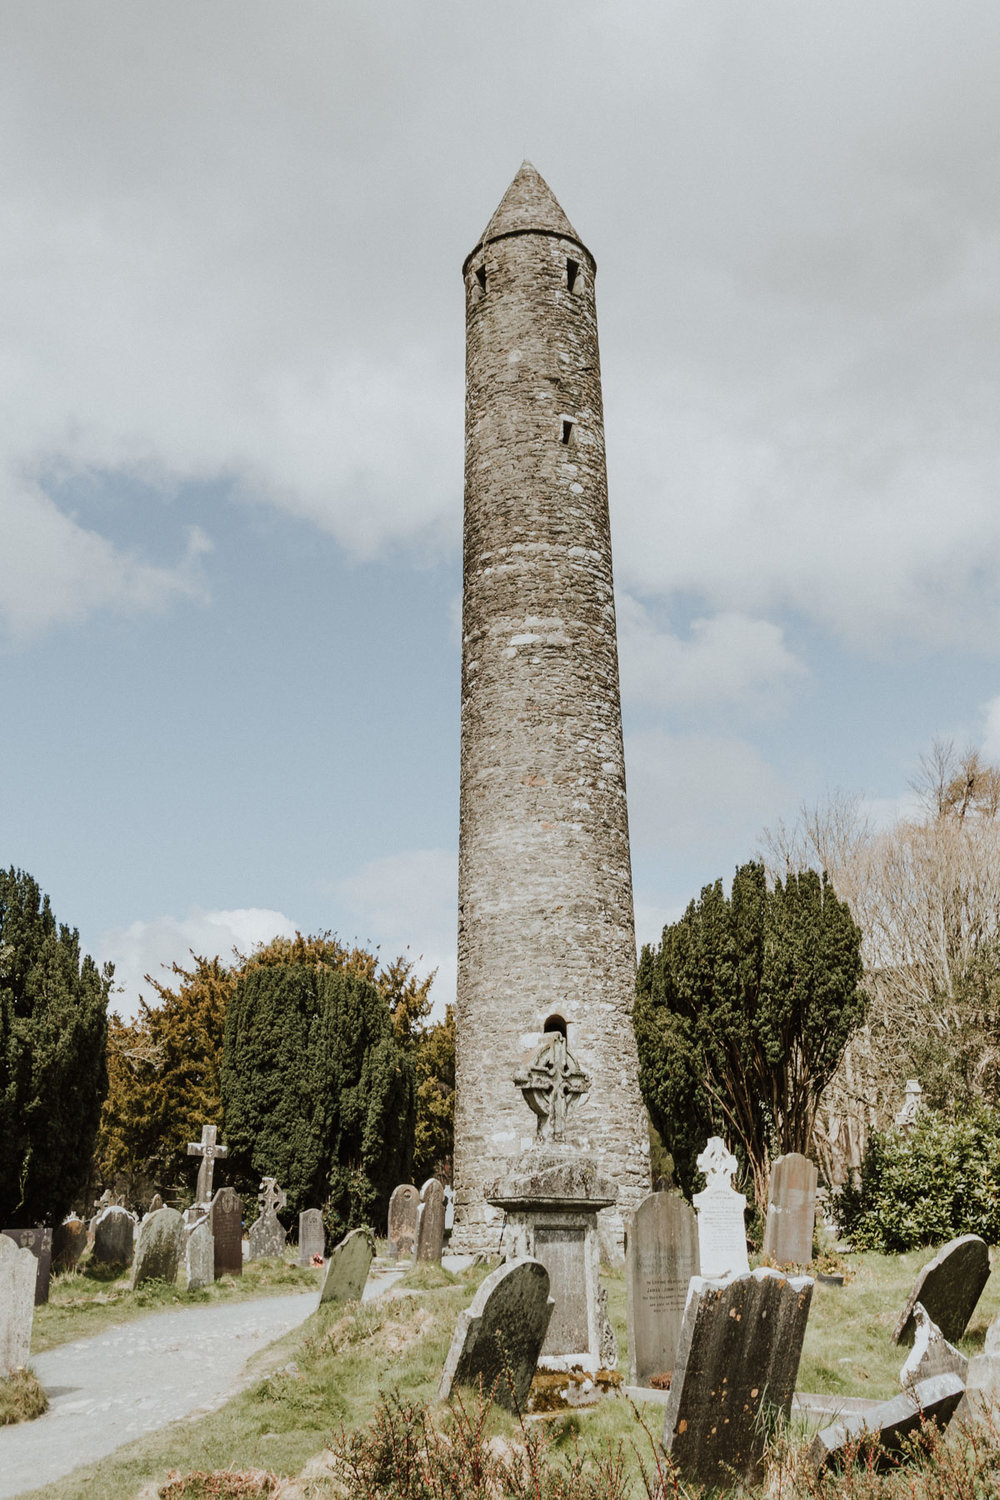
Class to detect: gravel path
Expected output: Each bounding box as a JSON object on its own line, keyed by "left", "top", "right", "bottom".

{"left": 0, "top": 1283, "right": 362, "bottom": 1499}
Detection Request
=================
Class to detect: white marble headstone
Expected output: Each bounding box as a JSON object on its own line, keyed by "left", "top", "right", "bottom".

{"left": 692, "top": 1137, "right": 749, "bottom": 1280}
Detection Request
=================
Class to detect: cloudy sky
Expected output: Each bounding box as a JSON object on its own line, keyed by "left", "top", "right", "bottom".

{"left": 2, "top": 2, "right": 999, "bottom": 1016}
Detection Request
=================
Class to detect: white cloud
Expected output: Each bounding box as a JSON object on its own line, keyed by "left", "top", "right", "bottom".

{"left": 101, "top": 905, "right": 298, "bottom": 1019}
{"left": 616, "top": 592, "right": 804, "bottom": 712}
{"left": 332, "top": 848, "right": 458, "bottom": 1017}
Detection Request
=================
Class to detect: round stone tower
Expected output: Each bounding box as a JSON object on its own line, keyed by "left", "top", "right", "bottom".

{"left": 452, "top": 162, "right": 650, "bottom": 1256}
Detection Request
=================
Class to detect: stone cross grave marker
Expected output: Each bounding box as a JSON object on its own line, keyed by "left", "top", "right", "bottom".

{"left": 762, "top": 1152, "right": 818, "bottom": 1267}
{"left": 187, "top": 1123, "right": 228, "bottom": 1207}
{"left": 298, "top": 1209, "right": 325, "bottom": 1266}
{"left": 248, "top": 1178, "right": 287, "bottom": 1260}
{"left": 892, "top": 1233, "right": 991, "bottom": 1345}
{"left": 894, "top": 1078, "right": 923, "bottom": 1129}
{"left": 131, "top": 1206, "right": 183, "bottom": 1287}
{"left": 92, "top": 1204, "right": 135, "bottom": 1266}
{"left": 692, "top": 1137, "right": 749, "bottom": 1280}
{"left": 414, "top": 1178, "right": 445, "bottom": 1263}
{"left": 626, "top": 1191, "right": 699, "bottom": 1386}
{"left": 52, "top": 1214, "right": 87, "bottom": 1274}
{"left": 662, "top": 1268, "right": 814, "bottom": 1487}
{"left": 810, "top": 1373, "right": 964, "bottom": 1473}
{"left": 3, "top": 1226, "right": 53, "bottom": 1304}
{"left": 319, "top": 1227, "right": 374, "bottom": 1306}
{"left": 209, "top": 1185, "right": 243, "bottom": 1278}
{"left": 439, "top": 1257, "right": 554, "bottom": 1412}
{"left": 184, "top": 1218, "right": 214, "bottom": 1291}
{"left": 0, "top": 1235, "right": 36, "bottom": 1374}
{"left": 387, "top": 1183, "right": 419, "bottom": 1259}
{"left": 514, "top": 1031, "right": 590, "bottom": 1143}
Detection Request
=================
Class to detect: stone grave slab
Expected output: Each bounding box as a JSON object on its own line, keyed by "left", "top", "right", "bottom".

{"left": 809, "top": 1372, "right": 965, "bottom": 1473}
{"left": 414, "top": 1178, "right": 445, "bottom": 1263}
{"left": 318, "top": 1228, "right": 374, "bottom": 1306}
{"left": 248, "top": 1211, "right": 287, "bottom": 1260}
{"left": 892, "top": 1234, "right": 990, "bottom": 1345}
{"left": 899, "top": 1303, "right": 968, "bottom": 1391}
{"left": 3, "top": 1226, "right": 53, "bottom": 1304}
{"left": 662, "top": 1267, "right": 814, "bottom": 1486}
{"left": 626, "top": 1192, "right": 699, "bottom": 1386}
{"left": 762, "top": 1152, "right": 818, "bottom": 1267}
{"left": 209, "top": 1186, "right": 243, "bottom": 1278}
{"left": 298, "top": 1209, "right": 325, "bottom": 1267}
{"left": 92, "top": 1204, "right": 135, "bottom": 1266}
{"left": 184, "top": 1219, "right": 214, "bottom": 1291}
{"left": 52, "top": 1214, "right": 87, "bottom": 1274}
{"left": 439, "top": 1257, "right": 554, "bottom": 1412}
{"left": 131, "top": 1206, "right": 183, "bottom": 1287}
{"left": 0, "top": 1236, "right": 36, "bottom": 1374}
{"left": 387, "top": 1183, "right": 419, "bottom": 1258}
{"left": 693, "top": 1138, "right": 749, "bottom": 1280}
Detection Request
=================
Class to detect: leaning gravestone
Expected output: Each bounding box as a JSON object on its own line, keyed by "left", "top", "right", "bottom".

{"left": 387, "top": 1183, "right": 419, "bottom": 1259}
{"left": 184, "top": 1219, "right": 214, "bottom": 1292}
{"left": 52, "top": 1214, "right": 87, "bottom": 1274}
{"left": 439, "top": 1258, "right": 554, "bottom": 1413}
{"left": 662, "top": 1268, "right": 814, "bottom": 1487}
{"left": 0, "top": 1236, "right": 36, "bottom": 1374}
{"left": 319, "top": 1228, "right": 374, "bottom": 1307}
{"left": 899, "top": 1303, "right": 968, "bottom": 1391}
{"left": 892, "top": 1233, "right": 991, "bottom": 1345}
{"left": 298, "top": 1209, "right": 325, "bottom": 1267}
{"left": 3, "top": 1227, "right": 53, "bottom": 1304}
{"left": 131, "top": 1206, "right": 183, "bottom": 1287}
{"left": 762, "top": 1152, "right": 818, "bottom": 1267}
{"left": 414, "top": 1178, "right": 445, "bottom": 1263}
{"left": 92, "top": 1204, "right": 136, "bottom": 1266}
{"left": 626, "top": 1192, "right": 699, "bottom": 1386}
{"left": 692, "top": 1137, "right": 749, "bottom": 1280}
{"left": 810, "top": 1373, "right": 965, "bottom": 1473}
{"left": 209, "top": 1186, "right": 243, "bottom": 1279}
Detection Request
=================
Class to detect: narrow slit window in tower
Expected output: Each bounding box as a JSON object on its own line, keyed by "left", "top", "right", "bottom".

{"left": 543, "top": 1014, "right": 567, "bottom": 1036}
{"left": 566, "top": 258, "right": 580, "bottom": 293}
{"left": 475, "top": 264, "right": 487, "bottom": 294}
{"left": 561, "top": 418, "right": 574, "bottom": 445}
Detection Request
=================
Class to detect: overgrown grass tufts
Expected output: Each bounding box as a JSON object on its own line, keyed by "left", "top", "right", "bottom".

{"left": 0, "top": 1367, "right": 49, "bottom": 1425}
{"left": 157, "top": 1470, "right": 279, "bottom": 1498}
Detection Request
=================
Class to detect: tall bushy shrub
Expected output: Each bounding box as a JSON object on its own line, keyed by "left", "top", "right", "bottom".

{"left": 836, "top": 1105, "right": 1000, "bottom": 1251}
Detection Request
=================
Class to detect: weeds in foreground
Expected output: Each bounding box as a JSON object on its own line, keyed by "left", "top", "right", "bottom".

{"left": 158, "top": 1471, "right": 279, "bottom": 1498}
{"left": 0, "top": 1367, "right": 49, "bottom": 1425}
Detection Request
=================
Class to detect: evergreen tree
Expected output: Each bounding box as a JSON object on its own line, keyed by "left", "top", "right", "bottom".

{"left": 0, "top": 867, "right": 111, "bottom": 1223}
{"left": 634, "top": 861, "right": 865, "bottom": 1207}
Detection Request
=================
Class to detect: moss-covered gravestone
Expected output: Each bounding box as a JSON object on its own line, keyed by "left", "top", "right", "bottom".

{"left": 438, "top": 1258, "right": 554, "bottom": 1413}
{"left": 131, "top": 1206, "right": 183, "bottom": 1287}
{"left": 318, "top": 1228, "right": 373, "bottom": 1307}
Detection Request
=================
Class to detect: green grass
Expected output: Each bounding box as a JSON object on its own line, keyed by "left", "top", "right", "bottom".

{"left": 33, "top": 1255, "right": 323, "bottom": 1353}
{"left": 0, "top": 1367, "right": 48, "bottom": 1425}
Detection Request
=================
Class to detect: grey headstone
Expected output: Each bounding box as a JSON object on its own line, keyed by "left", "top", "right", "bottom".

{"left": 414, "top": 1178, "right": 445, "bottom": 1263}
{"left": 899, "top": 1303, "right": 968, "bottom": 1391}
{"left": 3, "top": 1226, "right": 53, "bottom": 1304}
{"left": 298, "top": 1209, "right": 325, "bottom": 1267}
{"left": 438, "top": 1257, "right": 554, "bottom": 1413}
{"left": 52, "top": 1214, "right": 87, "bottom": 1273}
{"left": 892, "top": 1234, "right": 991, "bottom": 1345}
{"left": 209, "top": 1186, "right": 243, "bottom": 1278}
{"left": 92, "top": 1204, "right": 135, "bottom": 1266}
{"left": 626, "top": 1192, "right": 699, "bottom": 1386}
{"left": 131, "top": 1206, "right": 183, "bottom": 1287}
{"left": 662, "top": 1268, "right": 814, "bottom": 1486}
{"left": 762, "top": 1153, "right": 818, "bottom": 1267}
{"left": 536, "top": 1224, "right": 589, "bottom": 1352}
{"left": 248, "top": 1210, "right": 286, "bottom": 1261}
{"left": 809, "top": 1373, "right": 965, "bottom": 1473}
{"left": 387, "top": 1183, "right": 419, "bottom": 1258}
{"left": 184, "top": 1219, "right": 214, "bottom": 1291}
{"left": 318, "top": 1227, "right": 373, "bottom": 1306}
{"left": 0, "top": 1236, "right": 36, "bottom": 1374}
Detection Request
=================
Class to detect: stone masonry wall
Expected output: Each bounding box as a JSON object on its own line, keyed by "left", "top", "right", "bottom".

{"left": 452, "top": 201, "right": 650, "bottom": 1256}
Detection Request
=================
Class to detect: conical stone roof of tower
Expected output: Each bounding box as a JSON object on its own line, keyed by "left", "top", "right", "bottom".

{"left": 476, "top": 161, "right": 582, "bottom": 249}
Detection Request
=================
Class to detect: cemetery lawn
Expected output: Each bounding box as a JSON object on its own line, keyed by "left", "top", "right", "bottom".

{"left": 32, "top": 1255, "right": 322, "bottom": 1353}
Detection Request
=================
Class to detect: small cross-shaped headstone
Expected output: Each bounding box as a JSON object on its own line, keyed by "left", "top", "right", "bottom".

{"left": 187, "top": 1124, "right": 228, "bottom": 1206}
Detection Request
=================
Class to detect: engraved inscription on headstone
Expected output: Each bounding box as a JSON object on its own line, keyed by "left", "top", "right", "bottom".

{"left": 209, "top": 1185, "right": 243, "bottom": 1279}
{"left": 626, "top": 1192, "right": 699, "bottom": 1385}
{"left": 693, "top": 1137, "right": 749, "bottom": 1280}
{"left": 535, "top": 1224, "right": 589, "bottom": 1354}
{"left": 298, "top": 1208, "right": 325, "bottom": 1266}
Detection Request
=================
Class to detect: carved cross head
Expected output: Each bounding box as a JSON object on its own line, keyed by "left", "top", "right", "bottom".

{"left": 696, "top": 1136, "right": 739, "bottom": 1192}
{"left": 259, "top": 1177, "right": 287, "bottom": 1216}
{"left": 514, "top": 1031, "right": 590, "bottom": 1142}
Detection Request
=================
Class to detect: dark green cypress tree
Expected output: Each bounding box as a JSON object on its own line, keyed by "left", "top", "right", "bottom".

{"left": 634, "top": 861, "right": 865, "bottom": 1207}
{"left": 221, "top": 960, "right": 415, "bottom": 1236}
{"left": 0, "top": 868, "right": 111, "bottom": 1224}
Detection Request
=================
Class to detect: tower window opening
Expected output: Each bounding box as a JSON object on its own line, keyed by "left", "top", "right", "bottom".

{"left": 475, "top": 264, "right": 487, "bottom": 293}
{"left": 543, "top": 1014, "right": 567, "bottom": 1036}
{"left": 561, "top": 419, "right": 574, "bottom": 445}
{"left": 567, "top": 258, "right": 580, "bottom": 293}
